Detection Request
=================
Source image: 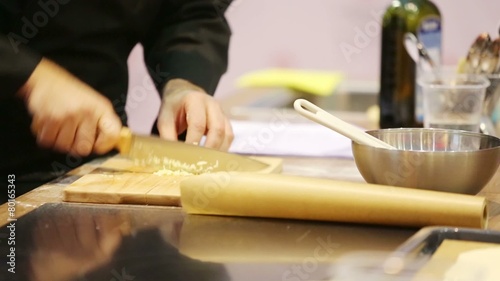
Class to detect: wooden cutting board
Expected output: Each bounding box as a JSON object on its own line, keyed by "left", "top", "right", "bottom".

{"left": 63, "top": 156, "right": 282, "bottom": 206}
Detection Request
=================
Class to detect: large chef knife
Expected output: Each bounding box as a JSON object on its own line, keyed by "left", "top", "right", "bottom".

{"left": 116, "top": 127, "right": 268, "bottom": 173}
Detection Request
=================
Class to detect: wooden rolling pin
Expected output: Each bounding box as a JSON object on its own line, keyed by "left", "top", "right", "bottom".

{"left": 180, "top": 172, "right": 488, "bottom": 229}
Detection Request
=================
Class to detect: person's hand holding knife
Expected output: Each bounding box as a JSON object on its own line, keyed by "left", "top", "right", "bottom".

{"left": 17, "top": 58, "right": 233, "bottom": 157}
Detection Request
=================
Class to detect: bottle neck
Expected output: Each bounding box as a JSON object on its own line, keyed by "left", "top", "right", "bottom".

{"left": 395, "top": 0, "right": 428, "bottom": 4}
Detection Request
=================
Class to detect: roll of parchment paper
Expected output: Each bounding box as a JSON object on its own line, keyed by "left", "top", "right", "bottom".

{"left": 180, "top": 173, "right": 488, "bottom": 229}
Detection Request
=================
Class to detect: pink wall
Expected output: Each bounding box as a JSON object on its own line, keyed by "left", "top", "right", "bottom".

{"left": 126, "top": 0, "right": 500, "bottom": 133}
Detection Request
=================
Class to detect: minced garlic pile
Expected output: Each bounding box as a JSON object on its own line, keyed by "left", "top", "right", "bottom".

{"left": 134, "top": 157, "right": 219, "bottom": 176}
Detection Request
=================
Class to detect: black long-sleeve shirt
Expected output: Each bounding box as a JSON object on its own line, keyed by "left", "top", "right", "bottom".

{"left": 0, "top": 0, "right": 231, "bottom": 185}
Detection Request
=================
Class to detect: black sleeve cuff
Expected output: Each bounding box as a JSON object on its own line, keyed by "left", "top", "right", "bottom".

{"left": 146, "top": 51, "right": 225, "bottom": 96}
{"left": 0, "top": 34, "right": 42, "bottom": 97}
{"left": 142, "top": 1, "right": 231, "bottom": 97}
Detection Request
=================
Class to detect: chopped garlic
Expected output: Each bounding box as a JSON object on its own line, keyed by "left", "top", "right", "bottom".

{"left": 134, "top": 157, "right": 219, "bottom": 176}
{"left": 153, "top": 169, "right": 193, "bottom": 176}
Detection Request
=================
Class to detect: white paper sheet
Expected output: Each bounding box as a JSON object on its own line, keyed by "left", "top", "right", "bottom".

{"left": 228, "top": 120, "right": 355, "bottom": 158}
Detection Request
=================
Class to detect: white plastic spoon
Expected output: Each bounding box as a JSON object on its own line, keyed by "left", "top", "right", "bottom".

{"left": 293, "top": 99, "right": 396, "bottom": 150}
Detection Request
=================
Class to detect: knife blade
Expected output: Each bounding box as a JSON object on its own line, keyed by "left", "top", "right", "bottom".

{"left": 116, "top": 127, "right": 268, "bottom": 173}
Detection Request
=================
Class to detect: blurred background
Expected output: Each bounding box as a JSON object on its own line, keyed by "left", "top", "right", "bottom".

{"left": 126, "top": 0, "right": 500, "bottom": 133}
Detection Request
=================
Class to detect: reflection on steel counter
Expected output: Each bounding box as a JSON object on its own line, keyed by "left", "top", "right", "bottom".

{"left": 0, "top": 203, "right": 416, "bottom": 281}
{"left": 0, "top": 203, "right": 228, "bottom": 281}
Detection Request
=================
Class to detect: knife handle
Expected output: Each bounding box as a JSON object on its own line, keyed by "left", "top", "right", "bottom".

{"left": 116, "top": 127, "right": 132, "bottom": 155}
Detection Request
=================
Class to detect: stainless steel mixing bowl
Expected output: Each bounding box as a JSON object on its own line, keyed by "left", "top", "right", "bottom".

{"left": 352, "top": 128, "right": 500, "bottom": 194}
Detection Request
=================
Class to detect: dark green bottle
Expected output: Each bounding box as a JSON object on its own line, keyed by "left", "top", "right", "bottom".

{"left": 379, "top": 0, "right": 441, "bottom": 128}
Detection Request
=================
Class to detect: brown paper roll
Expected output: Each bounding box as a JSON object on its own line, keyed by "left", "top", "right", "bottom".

{"left": 180, "top": 172, "right": 488, "bottom": 229}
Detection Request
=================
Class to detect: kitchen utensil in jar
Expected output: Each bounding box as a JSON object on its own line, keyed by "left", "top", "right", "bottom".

{"left": 403, "top": 32, "right": 438, "bottom": 73}
{"left": 463, "top": 33, "right": 491, "bottom": 74}
{"left": 479, "top": 37, "right": 500, "bottom": 74}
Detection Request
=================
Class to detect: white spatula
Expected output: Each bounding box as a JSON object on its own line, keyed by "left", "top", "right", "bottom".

{"left": 293, "top": 99, "right": 396, "bottom": 150}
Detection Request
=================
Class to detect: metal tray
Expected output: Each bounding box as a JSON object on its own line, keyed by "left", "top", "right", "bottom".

{"left": 395, "top": 226, "right": 500, "bottom": 256}
{"left": 331, "top": 226, "right": 500, "bottom": 281}
{"left": 397, "top": 227, "right": 500, "bottom": 275}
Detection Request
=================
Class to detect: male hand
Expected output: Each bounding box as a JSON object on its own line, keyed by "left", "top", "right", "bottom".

{"left": 18, "top": 58, "right": 122, "bottom": 156}
{"left": 157, "top": 79, "right": 234, "bottom": 151}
